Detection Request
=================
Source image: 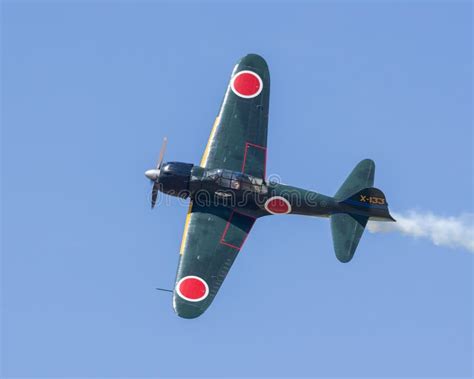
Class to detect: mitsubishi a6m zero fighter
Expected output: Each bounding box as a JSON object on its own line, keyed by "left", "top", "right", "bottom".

{"left": 145, "top": 54, "right": 395, "bottom": 319}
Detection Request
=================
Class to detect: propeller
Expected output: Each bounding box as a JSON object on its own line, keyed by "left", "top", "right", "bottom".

{"left": 156, "top": 136, "right": 168, "bottom": 170}
{"left": 151, "top": 182, "right": 159, "bottom": 209}
{"left": 145, "top": 137, "right": 167, "bottom": 209}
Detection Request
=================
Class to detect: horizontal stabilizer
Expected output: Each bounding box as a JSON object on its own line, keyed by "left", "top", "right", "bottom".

{"left": 334, "top": 159, "right": 375, "bottom": 201}
{"left": 330, "top": 159, "right": 395, "bottom": 263}
{"left": 330, "top": 213, "right": 368, "bottom": 263}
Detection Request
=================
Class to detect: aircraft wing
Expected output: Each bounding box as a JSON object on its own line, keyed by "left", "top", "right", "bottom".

{"left": 173, "top": 202, "right": 255, "bottom": 318}
{"left": 172, "top": 54, "right": 269, "bottom": 318}
{"left": 200, "top": 54, "right": 270, "bottom": 179}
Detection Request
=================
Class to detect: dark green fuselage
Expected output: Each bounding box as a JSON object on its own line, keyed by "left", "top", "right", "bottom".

{"left": 160, "top": 162, "right": 348, "bottom": 219}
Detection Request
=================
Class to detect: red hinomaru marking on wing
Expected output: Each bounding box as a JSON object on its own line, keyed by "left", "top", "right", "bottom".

{"left": 231, "top": 71, "right": 263, "bottom": 98}
{"left": 176, "top": 276, "right": 209, "bottom": 302}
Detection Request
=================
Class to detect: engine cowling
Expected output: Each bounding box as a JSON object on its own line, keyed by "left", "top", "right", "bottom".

{"left": 158, "top": 162, "right": 193, "bottom": 198}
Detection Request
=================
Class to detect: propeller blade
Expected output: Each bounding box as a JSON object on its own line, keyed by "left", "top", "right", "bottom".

{"left": 148, "top": 137, "right": 167, "bottom": 209}
{"left": 156, "top": 137, "right": 168, "bottom": 169}
{"left": 151, "top": 182, "right": 159, "bottom": 209}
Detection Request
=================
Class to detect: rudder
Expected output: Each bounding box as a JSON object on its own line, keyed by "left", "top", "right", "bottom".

{"left": 340, "top": 187, "right": 395, "bottom": 221}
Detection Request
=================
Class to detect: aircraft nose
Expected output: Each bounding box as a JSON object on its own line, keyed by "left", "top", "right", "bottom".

{"left": 145, "top": 169, "right": 159, "bottom": 181}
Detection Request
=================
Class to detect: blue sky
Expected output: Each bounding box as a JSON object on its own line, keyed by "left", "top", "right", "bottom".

{"left": 2, "top": 1, "right": 472, "bottom": 377}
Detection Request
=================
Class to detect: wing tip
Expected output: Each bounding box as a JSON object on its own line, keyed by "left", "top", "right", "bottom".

{"left": 173, "top": 295, "right": 207, "bottom": 319}
{"left": 238, "top": 53, "right": 268, "bottom": 71}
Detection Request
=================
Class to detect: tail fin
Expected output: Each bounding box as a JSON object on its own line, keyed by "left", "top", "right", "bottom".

{"left": 340, "top": 187, "right": 395, "bottom": 222}
{"left": 330, "top": 159, "right": 395, "bottom": 263}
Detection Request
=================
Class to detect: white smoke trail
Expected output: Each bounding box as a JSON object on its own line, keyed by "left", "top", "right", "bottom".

{"left": 367, "top": 211, "right": 474, "bottom": 253}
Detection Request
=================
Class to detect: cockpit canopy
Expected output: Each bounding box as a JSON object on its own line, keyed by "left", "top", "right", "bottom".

{"left": 203, "top": 169, "right": 267, "bottom": 194}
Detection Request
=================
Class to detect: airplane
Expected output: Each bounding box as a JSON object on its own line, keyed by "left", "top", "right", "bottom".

{"left": 145, "top": 54, "right": 395, "bottom": 319}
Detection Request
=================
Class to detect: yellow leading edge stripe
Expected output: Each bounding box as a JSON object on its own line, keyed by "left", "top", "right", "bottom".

{"left": 179, "top": 116, "right": 220, "bottom": 255}
{"left": 179, "top": 202, "right": 193, "bottom": 255}
{"left": 200, "top": 116, "right": 220, "bottom": 167}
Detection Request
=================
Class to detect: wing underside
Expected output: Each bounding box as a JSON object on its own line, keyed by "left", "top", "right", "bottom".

{"left": 174, "top": 203, "right": 255, "bottom": 318}
{"left": 201, "top": 54, "right": 270, "bottom": 179}
{"left": 173, "top": 54, "right": 270, "bottom": 318}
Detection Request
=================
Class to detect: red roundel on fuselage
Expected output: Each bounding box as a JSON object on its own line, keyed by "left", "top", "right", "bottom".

{"left": 231, "top": 71, "right": 262, "bottom": 98}
{"left": 265, "top": 196, "right": 291, "bottom": 214}
{"left": 177, "top": 276, "right": 208, "bottom": 302}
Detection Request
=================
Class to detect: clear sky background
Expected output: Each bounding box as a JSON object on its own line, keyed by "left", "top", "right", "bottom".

{"left": 2, "top": 1, "right": 472, "bottom": 378}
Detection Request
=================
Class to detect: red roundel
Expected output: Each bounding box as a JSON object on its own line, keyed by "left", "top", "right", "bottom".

{"left": 176, "top": 276, "right": 209, "bottom": 302}
{"left": 231, "top": 70, "right": 263, "bottom": 98}
{"left": 265, "top": 196, "right": 291, "bottom": 215}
